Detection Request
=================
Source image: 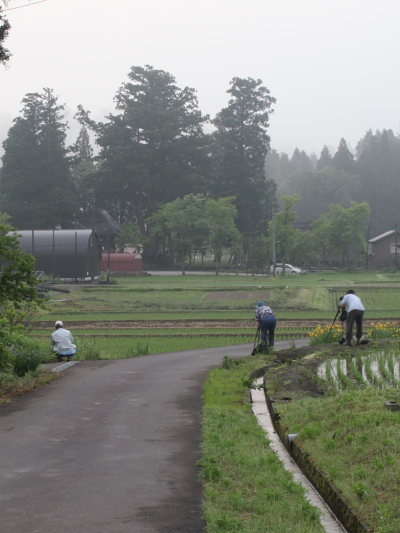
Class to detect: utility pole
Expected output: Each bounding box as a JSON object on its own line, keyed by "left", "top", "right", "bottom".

{"left": 272, "top": 212, "right": 276, "bottom": 277}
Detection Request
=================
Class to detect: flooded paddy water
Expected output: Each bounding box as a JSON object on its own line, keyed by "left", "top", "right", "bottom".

{"left": 318, "top": 349, "right": 400, "bottom": 390}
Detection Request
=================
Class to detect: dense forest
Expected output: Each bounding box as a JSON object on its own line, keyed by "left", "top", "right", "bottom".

{"left": 0, "top": 64, "right": 397, "bottom": 269}
{"left": 266, "top": 132, "right": 400, "bottom": 236}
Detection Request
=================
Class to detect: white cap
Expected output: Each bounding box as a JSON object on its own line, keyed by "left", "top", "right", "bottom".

{"left": 55, "top": 320, "right": 64, "bottom": 327}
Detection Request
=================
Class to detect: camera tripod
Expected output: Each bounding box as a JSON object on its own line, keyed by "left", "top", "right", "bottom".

{"left": 324, "top": 307, "right": 346, "bottom": 344}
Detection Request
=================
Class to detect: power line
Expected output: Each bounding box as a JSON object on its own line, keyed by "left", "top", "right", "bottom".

{"left": 2, "top": 0, "right": 49, "bottom": 12}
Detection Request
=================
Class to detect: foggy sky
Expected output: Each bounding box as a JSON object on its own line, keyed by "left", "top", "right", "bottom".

{"left": 1, "top": 0, "right": 400, "bottom": 157}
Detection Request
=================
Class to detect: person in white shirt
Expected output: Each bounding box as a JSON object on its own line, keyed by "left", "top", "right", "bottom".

{"left": 51, "top": 320, "right": 77, "bottom": 362}
{"left": 339, "top": 290, "right": 365, "bottom": 346}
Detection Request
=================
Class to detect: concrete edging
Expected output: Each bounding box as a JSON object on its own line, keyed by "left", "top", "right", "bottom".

{"left": 256, "top": 370, "right": 372, "bottom": 533}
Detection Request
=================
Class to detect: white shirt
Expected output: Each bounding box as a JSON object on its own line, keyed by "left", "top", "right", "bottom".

{"left": 341, "top": 293, "right": 365, "bottom": 312}
{"left": 51, "top": 328, "right": 76, "bottom": 354}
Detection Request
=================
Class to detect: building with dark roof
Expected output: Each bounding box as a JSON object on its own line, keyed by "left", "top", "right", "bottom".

{"left": 368, "top": 229, "right": 400, "bottom": 269}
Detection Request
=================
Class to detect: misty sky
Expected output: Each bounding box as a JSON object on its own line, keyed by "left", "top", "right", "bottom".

{"left": 1, "top": 0, "right": 400, "bottom": 157}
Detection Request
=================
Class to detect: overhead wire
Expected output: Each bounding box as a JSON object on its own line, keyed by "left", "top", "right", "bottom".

{"left": 2, "top": 0, "right": 49, "bottom": 12}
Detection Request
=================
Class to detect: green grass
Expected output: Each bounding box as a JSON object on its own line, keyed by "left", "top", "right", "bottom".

{"left": 40, "top": 272, "right": 400, "bottom": 324}
{"left": 33, "top": 335, "right": 254, "bottom": 360}
{"left": 0, "top": 369, "right": 58, "bottom": 405}
{"left": 202, "top": 355, "right": 324, "bottom": 532}
{"left": 279, "top": 387, "right": 400, "bottom": 532}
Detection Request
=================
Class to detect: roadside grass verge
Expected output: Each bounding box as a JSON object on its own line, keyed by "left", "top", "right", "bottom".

{"left": 279, "top": 387, "right": 400, "bottom": 532}
{"left": 202, "top": 355, "right": 324, "bottom": 533}
{"left": 32, "top": 336, "right": 254, "bottom": 360}
{"left": 0, "top": 369, "right": 58, "bottom": 405}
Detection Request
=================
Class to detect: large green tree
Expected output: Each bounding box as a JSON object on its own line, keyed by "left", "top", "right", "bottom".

{"left": 147, "top": 194, "right": 240, "bottom": 274}
{"left": 86, "top": 65, "right": 210, "bottom": 231}
{"left": 331, "top": 138, "right": 355, "bottom": 173}
{"left": 0, "top": 88, "right": 77, "bottom": 228}
{"left": 203, "top": 196, "right": 240, "bottom": 274}
{"left": 312, "top": 202, "right": 370, "bottom": 266}
{"left": 148, "top": 193, "right": 209, "bottom": 273}
{"left": 69, "top": 125, "right": 97, "bottom": 214}
{"left": 211, "top": 77, "right": 276, "bottom": 236}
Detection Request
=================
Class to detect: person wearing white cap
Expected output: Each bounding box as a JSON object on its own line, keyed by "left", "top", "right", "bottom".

{"left": 51, "top": 321, "right": 77, "bottom": 362}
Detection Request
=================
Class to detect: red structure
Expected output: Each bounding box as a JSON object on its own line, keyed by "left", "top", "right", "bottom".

{"left": 101, "top": 253, "right": 143, "bottom": 272}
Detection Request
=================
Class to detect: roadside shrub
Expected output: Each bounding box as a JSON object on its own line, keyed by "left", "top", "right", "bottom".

{"left": 77, "top": 338, "right": 101, "bottom": 361}
{"left": 12, "top": 339, "right": 44, "bottom": 377}
{"left": 0, "top": 317, "right": 25, "bottom": 374}
{"left": 135, "top": 341, "right": 149, "bottom": 356}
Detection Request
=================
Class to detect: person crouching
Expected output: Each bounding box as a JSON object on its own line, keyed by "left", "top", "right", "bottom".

{"left": 51, "top": 320, "right": 77, "bottom": 362}
{"left": 255, "top": 301, "right": 277, "bottom": 353}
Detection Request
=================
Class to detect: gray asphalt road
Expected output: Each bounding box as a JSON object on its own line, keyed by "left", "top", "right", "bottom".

{"left": 0, "top": 340, "right": 306, "bottom": 533}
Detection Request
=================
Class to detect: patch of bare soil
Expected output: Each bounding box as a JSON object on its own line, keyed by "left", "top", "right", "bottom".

{"left": 206, "top": 290, "right": 268, "bottom": 300}
{"left": 266, "top": 343, "right": 374, "bottom": 402}
{"left": 264, "top": 346, "right": 326, "bottom": 401}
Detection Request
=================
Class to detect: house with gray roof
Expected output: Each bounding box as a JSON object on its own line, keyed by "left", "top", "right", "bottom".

{"left": 368, "top": 229, "right": 400, "bottom": 269}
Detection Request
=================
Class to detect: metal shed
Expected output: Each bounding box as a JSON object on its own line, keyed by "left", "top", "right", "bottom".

{"left": 12, "top": 229, "right": 101, "bottom": 279}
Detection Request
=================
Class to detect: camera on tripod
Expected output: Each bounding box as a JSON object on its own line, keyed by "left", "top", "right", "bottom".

{"left": 338, "top": 296, "right": 347, "bottom": 322}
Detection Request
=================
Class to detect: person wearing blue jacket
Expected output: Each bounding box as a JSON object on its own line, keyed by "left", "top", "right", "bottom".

{"left": 255, "top": 301, "right": 277, "bottom": 352}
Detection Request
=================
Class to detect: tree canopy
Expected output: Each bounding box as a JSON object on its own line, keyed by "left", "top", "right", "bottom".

{"left": 211, "top": 77, "right": 276, "bottom": 235}
{"left": 147, "top": 194, "right": 239, "bottom": 273}
{"left": 84, "top": 65, "right": 209, "bottom": 231}
{"left": 0, "top": 214, "right": 40, "bottom": 305}
{"left": 0, "top": 88, "right": 77, "bottom": 228}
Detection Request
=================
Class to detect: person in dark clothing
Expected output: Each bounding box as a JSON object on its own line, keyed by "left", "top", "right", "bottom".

{"left": 255, "top": 301, "right": 277, "bottom": 352}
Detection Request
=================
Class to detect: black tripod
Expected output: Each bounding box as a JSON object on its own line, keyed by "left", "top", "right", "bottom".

{"left": 324, "top": 304, "right": 347, "bottom": 344}
{"left": 323, "top": 308, "right": 340, "bottom": 344}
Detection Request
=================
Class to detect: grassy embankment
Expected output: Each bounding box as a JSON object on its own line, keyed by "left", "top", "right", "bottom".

{"left": 203, "top": 341, "right": 400, "bottom": 532}
{"left": 279, "top": 376, "right": 400, "bottom": 532}
{"left": 202, "top": 354, "right": 325, "bottom": 533}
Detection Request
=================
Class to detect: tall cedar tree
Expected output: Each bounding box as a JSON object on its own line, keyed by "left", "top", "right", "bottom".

{"left": 331, "top": 138, "right": 355, "bottom": 173}
{"left": 90, "top": 65, "right": 209, "bottom": 230}
{"left": 316, "top": 145, "right": 332, "bottom": 170}
{"left": 212, "top": 77, "right": 276, "bottom": 235}
{"left": 0, "top": 89, "right": 77, "bottom": 228}
{"left": 69, "top": 125, "right": 96, "bottom": 214}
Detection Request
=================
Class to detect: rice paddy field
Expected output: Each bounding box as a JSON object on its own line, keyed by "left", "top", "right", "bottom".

{"left": 32, "top": 270, "right": 400, "bottom": 359}
{"left": 27, "top": 270, "right": 400, "bottom": 530}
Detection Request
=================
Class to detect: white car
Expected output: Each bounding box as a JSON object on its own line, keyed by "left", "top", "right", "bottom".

{"left": 270, "top": 263, "right": 305, "bottom": 275}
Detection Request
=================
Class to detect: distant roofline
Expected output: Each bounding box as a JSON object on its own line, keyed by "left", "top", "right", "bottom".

{"left": 369, "top": 229, "right": 398, "bottom": 243}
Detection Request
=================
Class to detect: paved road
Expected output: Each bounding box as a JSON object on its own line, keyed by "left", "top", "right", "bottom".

{"left": 0, "top": 340, "right": 306, "bottom": 533}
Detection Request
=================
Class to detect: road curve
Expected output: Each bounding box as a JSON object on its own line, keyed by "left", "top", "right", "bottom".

{"left": 0, "top": 340, "right": 306, "bottom": 533}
